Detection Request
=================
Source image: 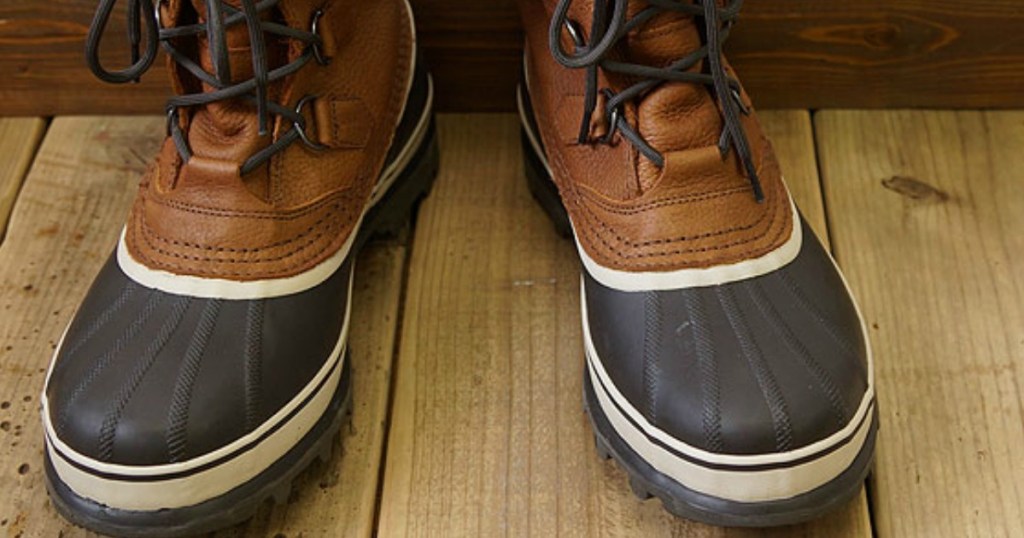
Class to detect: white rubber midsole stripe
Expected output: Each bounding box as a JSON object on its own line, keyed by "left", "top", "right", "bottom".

{"left": 521, "top": 68, "right": 876, "bottom": 501}
{"left": 581, "top": 247, "right": 877, "bottom": 502}
{"left": 581, "top": 281, "right": 874, "bottom": 467}
{"left": 578, "top": 201, "right": 802, "bottom": 292}
{"left": 41, "top": 270, "right": 353, "bottom": 511}
{"left": 586, "top": 350, "right": 872, "bottom": 503}
{"left": 43, "top": 3, "right": 423, "bottom": 512}
{"left": 370, "top": 77, "right": 433, "bottom": 208}
{"left": 117, "top": 62, "right": 433, "bottom": 301}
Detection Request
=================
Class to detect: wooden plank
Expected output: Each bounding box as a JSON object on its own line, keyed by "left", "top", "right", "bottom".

{"left": 0, "top": 117, "right": 409, "bottom": 537}
{"left": 3, "top": 1, "right": 1024, "bottom": 114}
{"left": 218, "top": 242, "right": 409, "bottom": 538}
{"left": 727, "top": 1, "right": 1024, "bottom": 109}
{"left": 0, "top": 0, "right": 171, "bottom": 115}
{"left": 0, "top": 116, "right": 163, "bottom": 538}
{"left": 815, "top": 110, "right": 1024, "bottom": 538}
{"left": 760, "top": 111, "right": 828, "bottom": 243}
{"left": 377, "top": 112, "right": 872, "bottom": 536}
{"left": 0, "top": 118, "right": 46, "bottom": 242}
{"left": 759, "top": 111, "right": 873, "bottom": 537}
{"left": 412, "top": 0, "right": 522, "bottom": 113}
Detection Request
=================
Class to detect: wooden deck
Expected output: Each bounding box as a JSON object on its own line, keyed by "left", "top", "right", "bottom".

{"left": 0, "top": 112, "right": 1020, "bottom": 537}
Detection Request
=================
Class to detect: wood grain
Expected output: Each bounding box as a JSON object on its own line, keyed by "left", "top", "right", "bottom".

{"left": 217, "top": 242, "right": 409, "bottom": 538}
{"left": 815, "top": 110, "right": 1024, "bottom": 538}
{"left": 3, "top": 1, "right": 1024, "bottom": 114}
{"left": 0, "top": 116, "right": 410, "bottom": 537}
{"left": 376, "top": 113, "right": 872, "bottom": 536}
{"left": 0, "top": 115, "right": 163, "bottom": 538}
{"left": 728, "top": 1, "right": 1024, "bottom": 109}
{"left": 0, "top": 118, "right": 47, "bottom": 242}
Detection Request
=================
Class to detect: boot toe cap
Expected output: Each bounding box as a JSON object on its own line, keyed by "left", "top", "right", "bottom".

{"left": 583, "top": 220, "right": 871, "bottom": 456}
{"left": 44, "top": 252, "right": 352, "bottom": 466}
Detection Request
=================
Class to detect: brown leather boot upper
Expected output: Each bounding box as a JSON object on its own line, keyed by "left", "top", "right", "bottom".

{"left": 122, "top": 0, "right": 414, "bottom": 281}
{"left": 520, "top": 0, "right": 793, "bottom": 273}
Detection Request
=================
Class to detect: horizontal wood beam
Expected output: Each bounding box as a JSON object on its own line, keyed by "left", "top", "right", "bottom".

{"left": 1, "top": 0, "right": 1022, "bottom": 114}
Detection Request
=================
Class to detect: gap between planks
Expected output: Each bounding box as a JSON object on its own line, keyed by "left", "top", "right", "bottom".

{"left": 5, "top": 110, "right": 1018, "bottom": 537}
{"left": 816, "top": 110, "right": 1024, "bottom": 538}
{"left": 376, "top": 112, "right": 872, "bottom": 537}
{"left": 0, "top": 118, "right": 47, "bottom": 243}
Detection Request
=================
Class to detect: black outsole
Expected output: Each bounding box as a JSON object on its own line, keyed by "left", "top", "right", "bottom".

{"left": 46, "top": 356, "right": 353, "bottom": 538}
{"left": 521, "top": 125, "right": 878, "bottom": 526}
{"left": 358, "top": 120, "right": 440, "bottom": 246}
{"left": 521, "top": 130, "right": 573, "bottom": 239}
{"left": 584, "top": 371, "right": 877, "bottom": 527}
{"left": 45, "top": 119, "right": 440, "bottom": 538}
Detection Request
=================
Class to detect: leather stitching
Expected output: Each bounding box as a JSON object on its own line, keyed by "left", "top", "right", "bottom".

{"left": 547, "top": 123, "right": 787, "bottom": 258}
{"left": 331, "top": 98, "right": 341, "bottom": 145}
{"left": 552, "top": 113, "right": 776, "bottom": 245}
{"left": 129, "top": 216, "right": 353, "bottom": 277}
{"left": 578, "top": 185, "right": 749, "bottom": 214}
{"left": 580, "top": 185, "right": 774, "bottom": 247}
{"left": 139, "top": 221, "right": 331, "bottom": 264}
{"left": 140, "top": 201, "right": 341, "bottom": 253}
{"left": 544, "top": 130, "right": 790, "bottom": 269}
{"left": 120, "top": 2, "right": 414, "bottom": 281}
{"left": 145, "top": 189, "right": 347, "bottom": 219}
{"left": 133, "top": 194, "right": 356, "bottom": 264}
{"left": 576, "top": 183, "right": 787, "bottom": 259}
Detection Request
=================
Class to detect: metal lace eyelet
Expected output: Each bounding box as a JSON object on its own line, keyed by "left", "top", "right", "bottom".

{"left": 165, "top": 107, "right": 177, "bottom": 137}
{"left": 564, "top": 20, "right": 586, "bottom": 50}
{"left": 154, "top": 0, "right": 165, "bottom": 29}
{"left": 294, "top": 95, "right": 329, "bottom": 152}
{"left": 730, "top": 87, "right": 751, "bottom": 116}
{"left": 596, "top": 88, "right": 621, "bottom": 144}
{"left": 310, "top": 10, "right": 330, "bottom": 65}
{"left": 601, "top": 106, "right": 621, "bottom": 144}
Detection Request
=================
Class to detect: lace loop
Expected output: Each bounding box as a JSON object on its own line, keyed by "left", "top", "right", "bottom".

{"left": 310, "top": 10, "right": 330, "bottom": 65}
{"left": 548, "top": 0, "right": 764, "bottom": 201}
{"left": 86, "top": 0, "right": 327, "bottom": 174}
{"left": 293, "top": 95, "right": 329, "bottom": 152}
{"left": 86, "top": 0, "right": 160, "bottom": 84}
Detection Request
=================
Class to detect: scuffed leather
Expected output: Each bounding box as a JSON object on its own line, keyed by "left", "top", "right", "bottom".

{"left": 126, "top": 0, "right": 414, "bottom": 280}
{"left": 520, "top": 0, "right": 793, "bottom": 272}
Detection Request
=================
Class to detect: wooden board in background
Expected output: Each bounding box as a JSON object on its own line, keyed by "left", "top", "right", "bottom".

{"left": 815, "top": 110, "right": 1024, "bottom": 538}
{"left": 3, "top": 1, "right": 1024, "bottom": 114}
{"left": 376, "top": 113, "right": 873, "bottom": 537}
{"left": 0, "top": 118, "right": 47, "bottom": 242}
{"left": 0, "top": 116, "right": 410, "bottom": 537}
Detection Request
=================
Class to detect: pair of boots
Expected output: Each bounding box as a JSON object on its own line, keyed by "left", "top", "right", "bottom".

{"left": 42, "top": 0, "right": 877, "bottom": 535}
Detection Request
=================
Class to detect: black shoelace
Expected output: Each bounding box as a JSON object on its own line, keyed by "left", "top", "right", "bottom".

{"left": 549, "top": 0, "right": 763, "bottom": 201}
{"left": 86, "top": 0, "right": 328, "bottom": 175}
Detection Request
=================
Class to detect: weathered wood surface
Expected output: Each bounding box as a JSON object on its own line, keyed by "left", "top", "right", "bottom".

{"left": 218, "top": 243, "right": 409, "bottom": 538}
{"left": 0, "top": 116, "right": 410, "bottom": 537}
{"left": 0, "top": 118, "right": 46, "bottom": 241}
{"left": 0, "top": 116, "right": 162, "bottom": 537}
{"left": 2, "top": 1, "right": 1024, "bottom": 114}
{"left": 815, "top": 110, "right": 1024, "bottom": 538}
{"left": 1, "top": 111, "right": 1021, "bottom": 536}
{"left": 376, "top": 112, "right": 873, "bottom": 537}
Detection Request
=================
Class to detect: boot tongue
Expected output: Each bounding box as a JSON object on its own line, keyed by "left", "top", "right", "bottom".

{"left": 623, "top": 2, "right": 699, "bottom": 66}
{"left": 621, "top": 2, "right": 725, "bottom": 191}
{"left": 185, "top": 0, "right": 288, "bottom": 177}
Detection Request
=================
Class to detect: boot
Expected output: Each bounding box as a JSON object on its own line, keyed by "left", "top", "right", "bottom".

{"left": 516, "top": 0, "right": 876, "bottom": 526}
{"left": 41, "top": 0, "right": 437, "bottom": 535}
